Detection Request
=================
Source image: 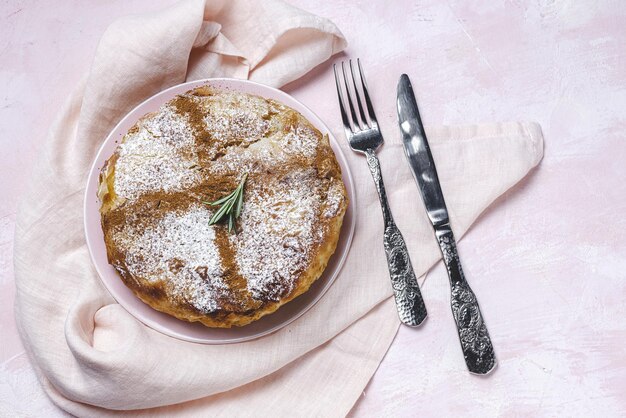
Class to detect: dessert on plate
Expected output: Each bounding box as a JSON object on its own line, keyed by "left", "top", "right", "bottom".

{"left": 98, "top": 86, "right": 348, "bottom": 328}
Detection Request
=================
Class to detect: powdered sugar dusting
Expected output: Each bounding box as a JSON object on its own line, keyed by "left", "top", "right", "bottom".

{"left": 113, "top": 205, "right": 227, "bottom": 313}
{"left": 281, "top": 125, "right": 321, "bottom": 159}
{"left": 323, "top": 180, "right": 344, "bottom": 218}
{"left": 114, "top": 107, "right": 200, "bottom": 200}
{"left": 203, "top": 105, "right": 269, "bottom": 144}
{"left": 232, "top": 169, "right": 322, "bottom": 301}
{"left": 189, "top": 90, "right": 320, "bottom": 175}
{"left": 207, "top": 123, "right": 320, "bottom": 176}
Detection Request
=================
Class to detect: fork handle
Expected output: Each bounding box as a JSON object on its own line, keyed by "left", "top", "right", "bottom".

{"left": 435, "top": 224, "right": 496, "bottom": 374}
{"left": 365, "top": 149, "right": 427, "bottom": 326}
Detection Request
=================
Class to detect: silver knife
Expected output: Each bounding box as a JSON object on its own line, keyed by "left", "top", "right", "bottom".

{"left": 396, "top": 74, "right": 496, "bottom": 375}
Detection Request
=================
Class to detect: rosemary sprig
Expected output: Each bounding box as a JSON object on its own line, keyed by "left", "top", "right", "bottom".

{"left": 204, "top": 173, "right": 248, "bottom": 233}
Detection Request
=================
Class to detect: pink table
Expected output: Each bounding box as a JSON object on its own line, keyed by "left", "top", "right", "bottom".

{"left": 1, "top": 1, "right": 625, "bottom": 416}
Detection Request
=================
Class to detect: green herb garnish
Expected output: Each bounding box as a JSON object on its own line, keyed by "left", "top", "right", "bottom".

{"left": 203, "top": 173, "right": 248, "bottom": 233}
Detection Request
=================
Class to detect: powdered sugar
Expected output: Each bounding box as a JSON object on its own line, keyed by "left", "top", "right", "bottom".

{"left": 207, "top": 123, "right": 320, "bottom": 176}
{"left": 232, "top": 169, "right": 322, "bottom": 301}
{"left": 113, "top": 107, "right": 200, "bottom": 200}
{"left": 203, "top": 108, "right": 269, "bottom": 144}
{"left": 280, "top": 125, "right": 320, "bottom": 159}
{"left": 114, "top": 205, "right": 227, "bottom": 313}
{"left": 323, "top": 180, "right": 345, "bottom": 218}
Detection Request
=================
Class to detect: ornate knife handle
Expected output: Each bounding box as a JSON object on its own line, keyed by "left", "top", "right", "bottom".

{"left": 366, "top": 149, "right": 427, "bottom": 326}
{"left": 435, "top": 224, "right": 496, "bottom": 374}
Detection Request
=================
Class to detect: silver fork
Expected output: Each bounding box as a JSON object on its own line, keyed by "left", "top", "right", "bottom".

{"left": 333, "top": 59, "right": 427, "bottom": 326}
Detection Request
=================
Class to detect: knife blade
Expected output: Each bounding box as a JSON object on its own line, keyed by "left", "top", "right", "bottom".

{"left": 397, "top": 74, "right": 497, "bottom": 375}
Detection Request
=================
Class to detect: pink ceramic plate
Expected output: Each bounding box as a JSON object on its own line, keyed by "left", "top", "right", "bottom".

{"left": 84, "top": 78, "right": 356, "bottom": 344}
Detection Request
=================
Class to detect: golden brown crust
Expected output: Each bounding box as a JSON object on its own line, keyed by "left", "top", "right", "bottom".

{"left": 99, "top": 87, "right": 348, "bottom": 327}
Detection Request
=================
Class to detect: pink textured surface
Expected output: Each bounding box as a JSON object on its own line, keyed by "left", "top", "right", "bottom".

{"left": 1, "top": 0, "right": 625, "bottom": 416}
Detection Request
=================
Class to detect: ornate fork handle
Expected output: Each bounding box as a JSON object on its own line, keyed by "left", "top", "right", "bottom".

{"left": 365, "top": 149, "right": 427, "bottom": 326}
{"left": 435, "top": 224, "right": 496, "bottom": 374}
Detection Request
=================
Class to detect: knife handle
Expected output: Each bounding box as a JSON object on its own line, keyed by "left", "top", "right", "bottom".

{"left": 435, "top": 224, "right": 496, "bottom": 374}
{"left": 365, "top": 149, "right": 427, "bottom": 326}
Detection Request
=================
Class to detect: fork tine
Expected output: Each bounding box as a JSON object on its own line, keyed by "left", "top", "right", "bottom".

{"left": 356, "top": 58, "right": 378, "bottom": 125}
{"left": 341, "top": 61, "right": 362, "bottom": 131}
{"left": 349, "top": 60, "right": 369, "bottom": 128}
{"left": 333, "top": 64, "right": 354, "bottom": 139}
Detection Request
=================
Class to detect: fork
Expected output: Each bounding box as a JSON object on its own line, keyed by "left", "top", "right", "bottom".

{"left": 333, "top": 59, "right": 427, "bottom": 326}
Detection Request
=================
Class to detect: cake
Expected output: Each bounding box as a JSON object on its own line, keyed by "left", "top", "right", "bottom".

{"left": 98, "top": 86, "right": 348, "bottom": 328}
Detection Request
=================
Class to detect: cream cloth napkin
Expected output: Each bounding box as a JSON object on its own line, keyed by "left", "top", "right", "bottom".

{"left": 14, "top": 0, "right": 544, "bottom": 416}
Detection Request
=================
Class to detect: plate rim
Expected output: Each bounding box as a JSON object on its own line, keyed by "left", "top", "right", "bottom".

{"left": 83, "top": 77, "right": 356, "bottom": 344}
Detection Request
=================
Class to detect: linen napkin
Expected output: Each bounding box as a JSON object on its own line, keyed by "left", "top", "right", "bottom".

{"left": 13, "top": 0, "right": 544, "bottom": 416}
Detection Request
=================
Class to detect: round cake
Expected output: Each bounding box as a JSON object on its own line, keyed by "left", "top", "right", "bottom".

{"left": 98, "top": 86, "right": 348, "bottom": 328}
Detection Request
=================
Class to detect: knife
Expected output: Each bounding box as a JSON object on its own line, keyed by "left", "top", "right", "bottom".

{"left": 396, "top": 74, "right": 496, "bottom": 375}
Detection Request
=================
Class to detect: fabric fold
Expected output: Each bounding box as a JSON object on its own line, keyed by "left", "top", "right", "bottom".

{"left": 13, "top": 0, "right": 543, "bottom": 415}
